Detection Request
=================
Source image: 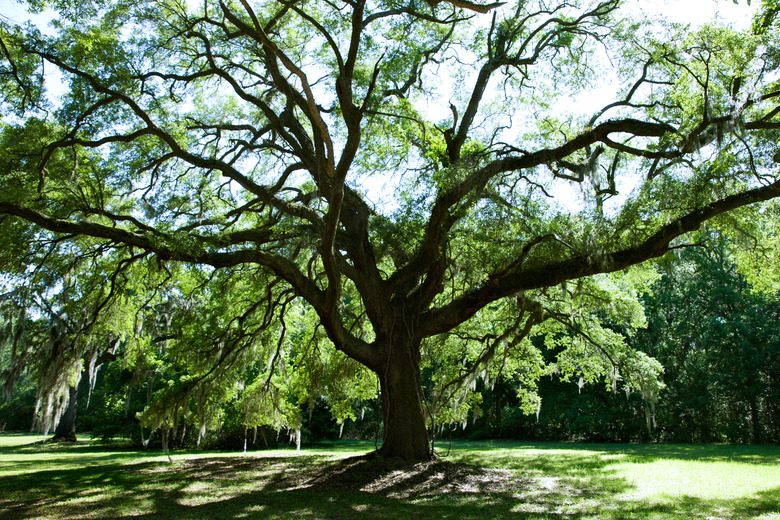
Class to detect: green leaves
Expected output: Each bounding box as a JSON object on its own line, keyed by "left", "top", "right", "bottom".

{"left": 0, "top": 23, "right": 47, "bottom": 115}
{"left": 634, "top": 230, "right": 780, "bottom": 442}
{"left": 1, "top": 0, "right": 779, "bottom": 454}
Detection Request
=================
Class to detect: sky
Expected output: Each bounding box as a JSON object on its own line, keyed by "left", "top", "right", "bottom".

{"left": 0, "top": 1, "right": 52, "bottom": 29}
{"left": 628, "top": 0, "right": 757, "bottom": 27}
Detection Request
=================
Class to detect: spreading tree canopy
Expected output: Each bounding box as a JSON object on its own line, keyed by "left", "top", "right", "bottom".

{"left": 1, "top": 0, "right": 779, "bottom": 459}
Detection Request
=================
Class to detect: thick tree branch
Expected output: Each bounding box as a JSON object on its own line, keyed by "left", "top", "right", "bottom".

{"left": 419, "top": 178, "right": 780, "bottom": 336}
{"left": 220, "top": 0, "right": 336, "bottom": 178}
{"left": 450, "top": 1, "right": 619, "bottom": 160}
{"left": 389, "top": 117, "right": 677, "bottom": 296}
{"left": 0, "top": 201, "right": 379, "bottom": 368}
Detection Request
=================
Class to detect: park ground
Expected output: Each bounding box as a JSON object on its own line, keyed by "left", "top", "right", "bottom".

{"left": 0, "top": 434, "right": 779, "bottom": 519}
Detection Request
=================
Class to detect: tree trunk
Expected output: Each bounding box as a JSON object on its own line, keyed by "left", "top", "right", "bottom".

{"left": 750, "top": 397, "right": 761, "bottom": 444}
{"left": 376, "top": 335, "right": 432, "bottom": 460}
{"left": 52, "top": 385, "right": 78, "bottom": 442}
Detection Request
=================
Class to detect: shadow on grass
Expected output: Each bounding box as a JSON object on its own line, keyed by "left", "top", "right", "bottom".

{"left": 1, "top": 441, "right": 779, "bottom": 519}
{"left": 598, "top": 443, "right": 780, "bottom": 466}
{"left": 443, "top": 439, "right": 780, "bottom": 466}
{"left": 0, "top": 453, "right": 613, "bottom": 519}
{"left": 597, "top": 487, "right": 780, "bottom": 519}
{"left": 0, "top": 437, "right": 139, "bottom": 456}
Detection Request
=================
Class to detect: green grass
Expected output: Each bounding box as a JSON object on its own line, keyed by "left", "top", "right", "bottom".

{"left": 1, "top": 434, "right": 779, "bottom": 519}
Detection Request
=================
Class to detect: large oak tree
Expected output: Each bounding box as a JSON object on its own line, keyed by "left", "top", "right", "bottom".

{"left": 1, "top": 0, "right": 779, "bottom": 459}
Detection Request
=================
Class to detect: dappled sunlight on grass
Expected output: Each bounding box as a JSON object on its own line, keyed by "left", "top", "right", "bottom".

{"left": 1, "top": 434, "right": 779, "bottom": 519}
{"left": 611, "top": 459, "right": 780, "bottom": 501}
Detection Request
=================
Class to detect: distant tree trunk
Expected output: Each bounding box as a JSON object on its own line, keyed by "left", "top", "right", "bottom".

{"left": 52, "top": 385, "right": 78, "bottom": 442}
{"left": 375, "top": 334, "right": 431, "bottom": 460}
{"left": 750, "top": 398, "right": 762, "bottom": 444}
{"left": 495, "top": 388, "right": 504, "bottom": 434}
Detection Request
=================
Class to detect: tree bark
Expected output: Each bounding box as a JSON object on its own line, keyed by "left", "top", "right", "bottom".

{"left": 375, "top": 334, "right": 432, "bottom": 460}
{"left": 750, "top": 397, "right": 762, "bottom": 444}
{"left": 52, "top": 385, "right": 78, "bottom": 442}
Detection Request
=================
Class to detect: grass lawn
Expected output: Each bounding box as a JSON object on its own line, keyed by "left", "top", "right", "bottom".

{"left": 1, "top": 434, "right": 779, "bottom": 519}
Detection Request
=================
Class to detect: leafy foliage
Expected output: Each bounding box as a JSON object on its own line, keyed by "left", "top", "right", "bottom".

{"left": 1, "top": 0, "right": 779, "bottom": 458}
{"left": 634, "top": 231, "right": 780, "bottom": 443}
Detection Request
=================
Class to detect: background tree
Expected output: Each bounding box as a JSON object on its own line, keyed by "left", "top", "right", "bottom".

{"left": 0, "top": 229, "right": 131, "bottom": 441}
{"left": 450, "top": 226, "right": 780, "bottom": 444}
{"left": 634, "top": 229, "right": 780, "bottom": 443}
{"left": 1, "top": 0, "right": 779, "bottom": 459}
